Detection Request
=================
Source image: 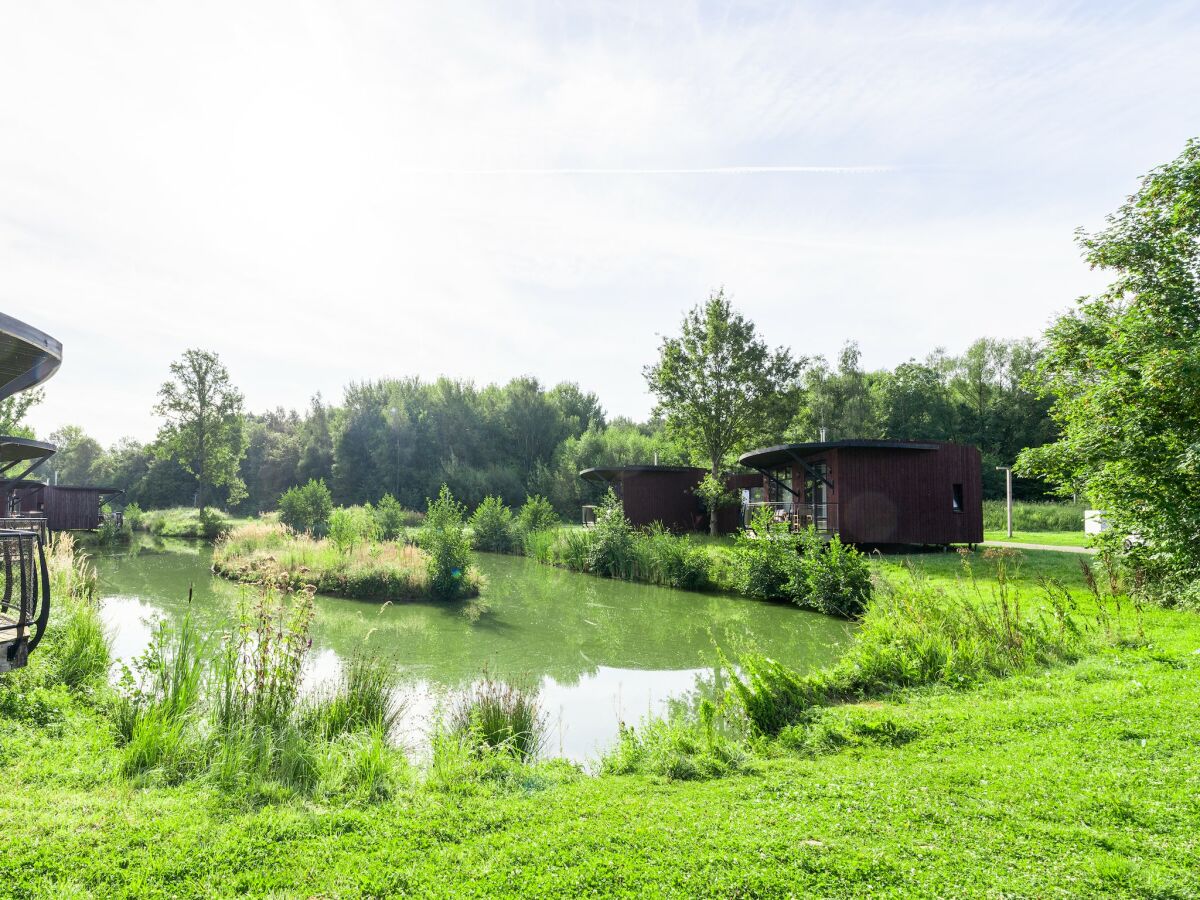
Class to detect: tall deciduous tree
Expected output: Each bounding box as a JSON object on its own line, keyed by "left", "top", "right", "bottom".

{"left": 645, "top": 290, "right": 803, "bottom": 534}
{"left": 1018, "top": 139, "right": 1200, "bottom": 577}
{"left": 0, "top": 388, "right": 43, "bottom": 438}
{"left": 154, "top": 349, "right": 247, "bottom": 511}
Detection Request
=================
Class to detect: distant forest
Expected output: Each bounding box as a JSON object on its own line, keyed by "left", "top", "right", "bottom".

{"left": 33, "top": 336, "right": 1057, "bottom": 516}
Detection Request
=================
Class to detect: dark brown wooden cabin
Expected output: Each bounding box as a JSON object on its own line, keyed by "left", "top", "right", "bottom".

{"left": 579, "top": 466, "right": 708, "bottom": 532}
{"left": 737, "top": 440, "right": 983, "bottom": 546}
{"left": 10, "top": 483, "right": 123, "bottom": 531}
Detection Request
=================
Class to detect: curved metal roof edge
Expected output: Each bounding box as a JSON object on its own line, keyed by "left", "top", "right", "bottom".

{"left": 738, "top": 440, "right": 943, "bottom": 466}
{"left": 579, "top": 465, "right": 707, "bottom": 480}
{"left": 0, "top": 313, "right": 63, "bottom": 399}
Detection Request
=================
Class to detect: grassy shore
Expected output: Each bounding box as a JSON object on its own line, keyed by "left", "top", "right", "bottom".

{"left": 1, "top": 546, "right": 1196, "bottom": 896}
{"left": 131, "top": 506, "right": 251, "bottom": 539}
{"left": 212, "top": 521, "right": 482, "bottom": 601}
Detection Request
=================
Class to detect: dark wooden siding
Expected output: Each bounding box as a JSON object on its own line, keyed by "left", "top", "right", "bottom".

{"left": 618, "top": 469, "right": 706, "bottom": 532}
{"left": 791, "top": 443, "right": 982, "bottom": 545}
{"left": 15, "top": 486, "right": 106, "bottom": 530}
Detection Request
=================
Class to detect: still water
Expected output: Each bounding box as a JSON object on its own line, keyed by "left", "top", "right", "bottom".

{"left": 93, "top": 537, "right": 854, "bottom": 760}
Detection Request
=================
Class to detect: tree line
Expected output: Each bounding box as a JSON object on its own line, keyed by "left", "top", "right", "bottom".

{"left": 25, "top": 332, "right": 1057, "bottom": 518}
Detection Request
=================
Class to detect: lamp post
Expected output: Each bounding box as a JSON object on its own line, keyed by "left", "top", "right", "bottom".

{"left": 995, "top": 466, "right": 1013, "bottom": 538}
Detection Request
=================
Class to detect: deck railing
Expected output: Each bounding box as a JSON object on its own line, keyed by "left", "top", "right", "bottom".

{"left": 742, "top": 500, "right": 839, "bottom": 534}
{"left": 0, "top": 529, "right": 51, "bottom": 672}
{"left": 0, "top": 516, "right": 48, "bottom": 542}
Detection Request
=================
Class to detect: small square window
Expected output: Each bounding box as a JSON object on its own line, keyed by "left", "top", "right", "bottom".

{"left": 952, "top": 483, "right": 964, "bottom": 512}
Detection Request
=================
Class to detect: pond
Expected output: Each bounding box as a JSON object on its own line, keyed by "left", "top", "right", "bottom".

{"left": 92, "top": 536, "right": 855, "bottom": 761}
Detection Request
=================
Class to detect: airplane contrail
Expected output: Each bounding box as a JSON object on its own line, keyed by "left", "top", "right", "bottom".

{"left": 400, "top": 165, "right": 896, "bottom": 175}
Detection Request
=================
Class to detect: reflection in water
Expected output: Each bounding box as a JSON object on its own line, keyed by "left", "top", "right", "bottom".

{"left": 93, "top": 536, "right": 854, "bottom": 760}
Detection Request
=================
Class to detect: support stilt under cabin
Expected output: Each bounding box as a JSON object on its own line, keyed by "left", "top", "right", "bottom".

{"left": 0, "top": 313, "right": 62, "bottom": 671}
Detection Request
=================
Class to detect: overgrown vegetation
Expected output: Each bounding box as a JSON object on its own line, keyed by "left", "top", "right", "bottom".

{"left": 213, "top": 520, "right": 481, "bottom": 601}
{"left": 982, "top": 499, "right": 1085, "bottom": 532}
{"left": 132, "top": 506, "right": 235, "bottom": 539}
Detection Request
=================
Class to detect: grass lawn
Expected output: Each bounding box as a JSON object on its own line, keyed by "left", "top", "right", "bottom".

{"left": 1, "top": 547, "right": 1196, "bottom": 897}
{"left": 984, "top": 529, "right": 1093, "bottom": 547}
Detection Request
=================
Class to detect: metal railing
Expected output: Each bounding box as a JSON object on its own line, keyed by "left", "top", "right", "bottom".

{"left": 0, "top": 516, "right": 48, "bottom": 543}
{"left": 0, "top": 529, "right": 51, "bottom": 672}
{"left": 742, "top": 501, "right": 839, "bottom": 534}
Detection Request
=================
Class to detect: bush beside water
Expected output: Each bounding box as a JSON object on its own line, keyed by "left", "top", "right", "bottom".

{"left": 134, "top": 506, "right": 234, "bottom": 539}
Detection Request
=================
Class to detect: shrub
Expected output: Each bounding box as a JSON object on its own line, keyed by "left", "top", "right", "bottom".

{"left": 419, "top": 485, "right": 474, "bottom": 600}
{"left": 449, "top": 674, "right": 546, "bottom": 762}
{"left": 469, "top": 496, "right": 516, "bottom": 553}
{"left": 278, "top": 479, "right": 333, "bottom": 535}
{"left": 585, "top": 490, "right": 637, "bottom": 578}
{"left": 728, "top": 505, "right": 797, "bottom": 600}
{"left": 122, "top": 502, "right": 144, "bottom": 530}
{"left": 374, "top": 493, "right": 420, "bottom": 540}
{"left": 515, "top": 494, "right": 559, "bottom": 535}
{"left": 789, "top": 529, "right": 872, "bottom": 617}
{"left": 327, "top": 505, "right": 380, "bottom": 554}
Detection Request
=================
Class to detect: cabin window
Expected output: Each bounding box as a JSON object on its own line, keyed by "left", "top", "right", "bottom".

{"left": 766, "top": 468, "right": 791, "bottom": 503}
{"left": 952, "top": 483, "right": 964, "bottom": 512}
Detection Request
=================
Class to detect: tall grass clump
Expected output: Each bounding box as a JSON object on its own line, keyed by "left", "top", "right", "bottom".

{"left": 0, "top": 534, "right": 111, "bottom": 722}
{"left": 113, "top": 614, "right": 206, "bottom": 780}
{"left": 600, "top": 698, "right": 751, "bottom": 781}
{"left": 469, "top": 495, "right": 517, "bottom": 553}
{"left": 419, "top": 485, "right": 475, "bottom": 600}
{"left": 725, "top": 548, "right": 1085, "bottom": 735}
{"left": 983, "top": 499, "right": 1086, "bottom": 532}
{"left": 113, "top": 586, "right": 410, "bottom": 798}
{"left": 303, "top": 652, "right": 404, "bottom": 741}
{"left": 449, "top": 673, "right": 547, "bottom": 763}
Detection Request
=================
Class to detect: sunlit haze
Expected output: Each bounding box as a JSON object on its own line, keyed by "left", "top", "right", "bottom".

{"left": 4, "top": 1, "right": 1198, "bottom": 444}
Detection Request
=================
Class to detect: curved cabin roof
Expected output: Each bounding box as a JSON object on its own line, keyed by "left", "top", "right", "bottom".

{"left": 738, "top": 440, "right": 941, "bottom": 469}
{"left": 0, "top": 313, "right": 62, "bottom": 402}
{"left": 0, "top": 436, "right": 57, "bottom": 481}
{"left": 579, "top": 465, "right": 705, "bottom": 483}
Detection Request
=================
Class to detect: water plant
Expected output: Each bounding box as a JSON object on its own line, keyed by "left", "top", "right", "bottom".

{"left": 449, "top": 673, "right": 547, "bottom": 762}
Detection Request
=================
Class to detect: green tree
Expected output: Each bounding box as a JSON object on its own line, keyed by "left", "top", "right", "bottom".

{"left": 0, "top": 388, "right": 43, "bottom": 438}
{"left": 645, "top": 290, "right": 803, "bottom": 534}
{"left": 47, "top": 425, "right": 104, "bottom": 484}
{"left": 153, "top": 349, "right": 247, "bottom": 511}
{"left": 1018, "top": 139, "right": 1200, "bottom": 577}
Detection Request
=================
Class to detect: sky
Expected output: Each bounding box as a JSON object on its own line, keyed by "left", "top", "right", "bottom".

{"left": 2, "top": 0, "right": 1198, "bottom": 445}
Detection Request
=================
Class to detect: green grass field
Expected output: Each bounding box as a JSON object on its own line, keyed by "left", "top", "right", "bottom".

{"left": 1, "top": 547, "right": 1196, "bottom": 897}
{"left": 984, "top": 529, "right": 1093, "bottom": 547}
